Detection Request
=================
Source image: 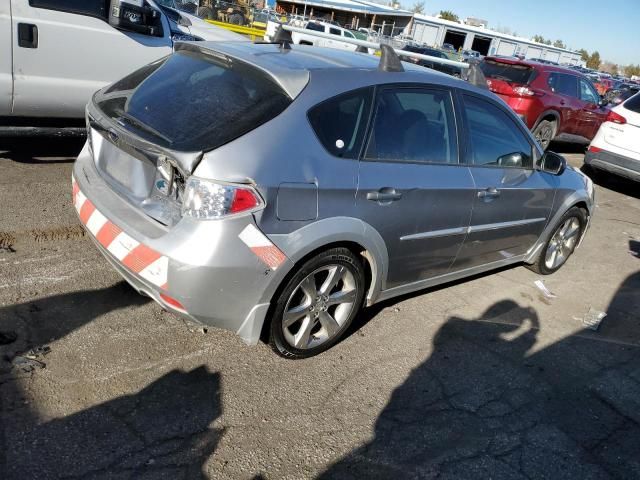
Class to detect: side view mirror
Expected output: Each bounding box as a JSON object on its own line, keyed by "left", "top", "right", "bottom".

{"left": 540, "top": 151, "right": 567, "bottom": 175}
{"left": 108, "top": 0, "right": 164, "bottom": 37}
{"left": 497, "top": 152, "right": 524, "bottom": 168}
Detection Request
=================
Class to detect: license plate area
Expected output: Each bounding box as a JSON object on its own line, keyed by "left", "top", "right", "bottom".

{"left": 93, "top": 129, "right": 156, "bottom": 201}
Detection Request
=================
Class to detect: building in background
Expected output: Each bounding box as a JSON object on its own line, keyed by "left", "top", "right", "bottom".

{"left": 408, "top": 14, "right": 582, "bottom": 65}
{"left": 274, "top": 0, "right": 413, "bottom": 34}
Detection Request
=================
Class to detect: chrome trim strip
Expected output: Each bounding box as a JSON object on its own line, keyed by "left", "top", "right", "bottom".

{"left": 400, "top": 218, "right": 546, "bottom": 242}
{"left": 468, "top": 217, "right": 547, "bottom": 234}
{"left": 400, "top": 226, "right": 467, "bottom": 241}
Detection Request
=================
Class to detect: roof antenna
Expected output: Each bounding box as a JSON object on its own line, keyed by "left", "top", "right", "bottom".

{"left": 378, "top": 44, "right": 404, "bottom": 72}
{"left": 273, "top": 25, "right": 292, "bottom": 50}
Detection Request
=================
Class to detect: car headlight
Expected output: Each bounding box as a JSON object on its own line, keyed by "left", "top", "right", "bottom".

{"left": 181, "top": 177, "right": 264, "bottom": 220}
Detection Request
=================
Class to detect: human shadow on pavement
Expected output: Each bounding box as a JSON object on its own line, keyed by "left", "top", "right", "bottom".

{"left": 0, "top": 282, "right": 150, "bottom": 362}
{"left": 4, "top": 366, "right": 223, "bottom": 479}
{"left": 320, "top": 273, "right": 640, "bottom": 479}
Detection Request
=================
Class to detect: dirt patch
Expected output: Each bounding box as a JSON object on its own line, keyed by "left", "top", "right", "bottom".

{"left": 0, "top": 232, "right": 17, "bottom": 252}
{"left": 0, "top": 226, "right": 86, "bottom": 251}
{"left": 29, "top": 226, "right": 85, "bottom": 243}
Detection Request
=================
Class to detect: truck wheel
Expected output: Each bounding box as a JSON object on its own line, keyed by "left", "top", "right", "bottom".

{"left": 533, "top": 119, "right": 557, "bottom": 150}
{"left": 268, "top": 248, "right": 365, "bottom": 359}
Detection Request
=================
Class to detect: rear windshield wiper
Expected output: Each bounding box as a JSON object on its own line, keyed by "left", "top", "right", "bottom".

{"left": 117, "top": 112, "right": 174, "bottom": 146}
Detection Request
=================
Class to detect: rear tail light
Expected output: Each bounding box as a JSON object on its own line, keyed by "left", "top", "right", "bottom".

{"left": 606, "top": 110, "right": 627, "bottom": 125}
{"left": 588, "top": 145, "right": 602, "bottom": 153}
{"left": 513, "top": 86, "right": 536, "bottom": 97}
{"left": 181, "top": 177, "right": 264, "bottom": 220}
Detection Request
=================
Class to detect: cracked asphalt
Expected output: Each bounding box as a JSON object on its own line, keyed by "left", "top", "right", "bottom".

{"left": 1, "top": 137, "right": 639, "bottom": 479}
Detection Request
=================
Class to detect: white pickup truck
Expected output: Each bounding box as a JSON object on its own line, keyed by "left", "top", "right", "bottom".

{"left": 0, "top": 0, "right": 245, "bottom": 132}
{"left": 265, "top": 20, "right": 358, "bottom": 52}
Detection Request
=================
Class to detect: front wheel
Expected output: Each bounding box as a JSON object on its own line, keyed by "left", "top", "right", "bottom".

{"left": 528, "top": 207, "right": 586, "bottom": 275}
{"left": 268, "top": 248, "right": 365, "bottom": 359}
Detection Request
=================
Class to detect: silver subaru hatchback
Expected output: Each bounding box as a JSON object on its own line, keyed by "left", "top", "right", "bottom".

{"left": 73, "top": 42, "right": 594, "bottom": 358}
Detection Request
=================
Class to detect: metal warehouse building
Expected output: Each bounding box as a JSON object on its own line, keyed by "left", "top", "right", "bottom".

{"left": 275, "top": 0, "right": 413, "bottom": 34}
{"left": 408, "top": 14, "right": 582, "bottom": 65}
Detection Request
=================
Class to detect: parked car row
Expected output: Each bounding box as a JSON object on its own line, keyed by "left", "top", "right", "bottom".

{"left": 481, "top": 56, "right": 609, "bottom": 149}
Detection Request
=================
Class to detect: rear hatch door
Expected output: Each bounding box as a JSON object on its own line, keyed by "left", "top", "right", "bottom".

{"left": 604, "top": 94, "right": 640, "bottom": 155}
{"left": 88, "top": 45, "right": 294, "bottom": 224}
{"left": 481, "top": 58, "right": 537, "bottom": 99}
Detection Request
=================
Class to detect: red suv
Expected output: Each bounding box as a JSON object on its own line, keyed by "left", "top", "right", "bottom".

{"left": 481, "top": 57, "right": 609, "bottom": 149}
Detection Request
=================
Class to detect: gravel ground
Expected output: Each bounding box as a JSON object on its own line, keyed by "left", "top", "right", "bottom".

{"left": 1, "top": 137, "right": 639, "bottom": 479}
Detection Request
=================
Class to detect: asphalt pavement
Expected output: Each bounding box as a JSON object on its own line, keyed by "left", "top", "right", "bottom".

{"left": 1, "top": 137, "right": 639, "bottom": 479}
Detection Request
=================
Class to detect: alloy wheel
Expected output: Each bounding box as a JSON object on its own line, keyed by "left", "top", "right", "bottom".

{"left": 544, "top": 217, "right": 581, "bottom": 270}
{"left": 535, "top": 123, "right": 554, "bottom": 149}
{"left": 282, "top": 265, "right": 358, "bottom": 350}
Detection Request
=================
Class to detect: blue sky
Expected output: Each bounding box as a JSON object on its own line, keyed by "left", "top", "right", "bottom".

{"left": 412, "top": 0, "right": 639, "bottom": 65}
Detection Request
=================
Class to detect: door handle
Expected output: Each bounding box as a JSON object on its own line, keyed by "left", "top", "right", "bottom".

{"left": 18, "top": 23, "right": 38, "bottom": 48}
{"left": 477, "top": 187, "right": 501, "bottom": 199}
{"left": 367, "top": 188, "right": 402, "bottom": 203}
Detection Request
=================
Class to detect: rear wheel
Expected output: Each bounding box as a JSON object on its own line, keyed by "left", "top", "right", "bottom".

{"left": 533, "top": 119, "right": 557, "bottom": 150}
{"left": 268, "top": 248, "right": 365, "bottom": 359}
{"left": 527, "top": 207, "right": 586, "bottom": 275}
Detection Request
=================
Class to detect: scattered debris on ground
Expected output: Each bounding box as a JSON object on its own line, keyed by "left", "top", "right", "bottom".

{"left": 11, "top": 345, "right": 51, "bottom": 373}
{"left": 534, "top": 280, "right": 557, "bottom": 299}
{"left": 582, "top": 308, "right": 607, "bottom": 331}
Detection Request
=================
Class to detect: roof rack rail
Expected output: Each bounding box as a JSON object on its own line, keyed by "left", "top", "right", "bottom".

{"left": 378, "top": 44, "right": 404, "bottom": 72}
{"left": 264, "top": 23, "right": 496, "bottom": 87}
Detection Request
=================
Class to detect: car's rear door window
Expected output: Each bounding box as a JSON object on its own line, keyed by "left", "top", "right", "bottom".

{"left": 462, "top": 95, "right": 533, "bottom": 168}
{"left": 547, "top": 73, "right": 578, "bottom": 98}
{"left": 307, "top": 87, "right": 374, "bottom": 159}
{"left": 364, "top": 88, "right": 458, "bottom": 164}
{"left": 481, "top": 60, "right": 536, "bottom": 84}
{"left": 95, "top": 49, "right": 292, "bottom": 151}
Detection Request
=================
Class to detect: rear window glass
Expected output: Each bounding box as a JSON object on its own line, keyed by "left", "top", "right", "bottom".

{"left": 481, "top": 60, "right": 535, "bottom": 85}
{"left": 308, "top": 88, "right": 373, "bottom": 159}
{"left": 95, "top": 50, "right": 292, "bottom": 151}
{"left": 624, "top": 92, "right": 640, "bottom": 113}
{"left": 306, "top": 22, "right": 324, "bottom": 32}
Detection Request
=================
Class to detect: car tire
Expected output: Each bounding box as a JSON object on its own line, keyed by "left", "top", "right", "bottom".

{"left": 533, "top": 119, "right": 557, "bottom": 150}
{"left": 268, "top": 248, "right": 365, "bottom": 359}
{"left": 527, "top": 206, "right": 587, "bottom": 275}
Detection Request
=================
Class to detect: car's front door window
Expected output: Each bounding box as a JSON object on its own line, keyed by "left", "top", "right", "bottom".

{"left": 462, "top": 95, "right": 533, "bottom": 169}
{"left": 579, "top": 79, "right": 600, "bottom": 105}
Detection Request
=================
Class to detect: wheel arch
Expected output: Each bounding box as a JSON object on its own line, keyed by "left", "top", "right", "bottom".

{"left": 524, "top": 191, "right": 593, "bottom": 264}
{"left": 265, "top": 217, "right": 389, "bottom": 307}
{"left": 533, "top": 109, "right": 561, "bottom": 131}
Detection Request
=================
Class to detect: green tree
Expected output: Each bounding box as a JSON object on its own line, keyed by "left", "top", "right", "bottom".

{"left": 411, "top": 1, "right": 425, "bottom": 14}
{"left": 553, "top": 39, "right": 565, "bottom": 49}
{"left": 587, "top": 51, "right": 601, "bottom": 70}
{"left": 625, "top": 64, "right": 640, "bottom": 77}
{"left": 532, "top": 34, "right": 546, "bottom": 43}
{"left": 438, "top": 10, "right": 459, "bottom": 22}
{"left": 577, "top": 49, "right": 590, "bottom": 62}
